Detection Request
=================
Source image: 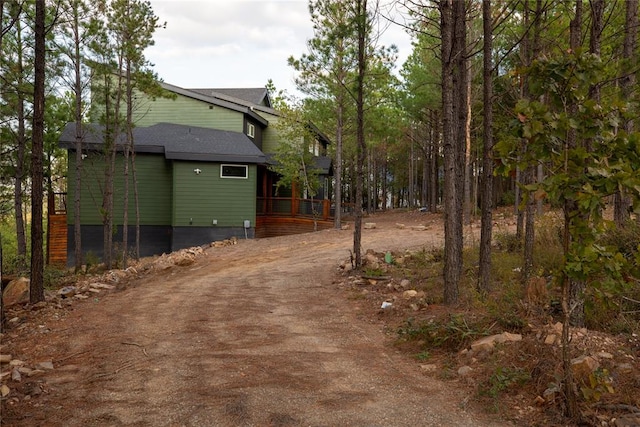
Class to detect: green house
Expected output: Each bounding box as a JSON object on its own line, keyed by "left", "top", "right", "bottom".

{"left": 58, "top": 83, "right": 332, "bottom": 265}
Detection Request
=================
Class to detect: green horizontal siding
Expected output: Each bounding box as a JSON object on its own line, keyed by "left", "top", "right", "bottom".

{"left": 134, "top": 92, "right": 244, "bottom": 132}
{"left": 172, "top": 162, "right": 256, "bottom": 227}
{"left": 68, "top": 153, "right": 172, "bottom": 225}
{"left": 257, "top": 110, "right": 281, "bottom": 154}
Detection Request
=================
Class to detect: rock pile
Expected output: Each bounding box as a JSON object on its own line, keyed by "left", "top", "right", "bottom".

{"left": 337, "top": 249, "right": 428, "bottom": 313}
{"left": 0, "top": 354, "right": 54, "bottom": 401}
{"left": 2, "top": 237, "right": 239, "bottom": 309}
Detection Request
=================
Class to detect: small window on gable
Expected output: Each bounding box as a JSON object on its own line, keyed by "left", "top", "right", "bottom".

{"left": 247, "top": 123, "right": 255, "bottom": 138}
{"left": 309, "top": 139, "right": 320, "bottom": 156}
{"left": 221, "top": 164, "right": 248, "bottom": 179}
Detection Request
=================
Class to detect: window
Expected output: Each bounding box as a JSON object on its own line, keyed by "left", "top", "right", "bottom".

{"left": 247, "top": 123, "right": 255, "bottom": 138}
{"left": 309, "top": 139, "right": 320, "bottom": 156}
{"left": 221, "top": 164, "right": 248, "bottom": 179}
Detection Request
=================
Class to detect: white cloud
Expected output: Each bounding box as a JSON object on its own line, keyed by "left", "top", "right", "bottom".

{"left": 145, "top": 0, "right": 412, "bottom": 96}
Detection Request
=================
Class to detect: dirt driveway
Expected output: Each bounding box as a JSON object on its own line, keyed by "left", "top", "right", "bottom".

{"left": 2, "top": 211, "right": 510, "bottom": 426}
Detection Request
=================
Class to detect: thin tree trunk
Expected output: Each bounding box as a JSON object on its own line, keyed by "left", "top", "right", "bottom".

{"left": 102, "top": 69, "right": 122, "bottom": 270}
{"left": 122, "top": 56, "right": 133, "bottom": 269}
{"left": 132, "top": 150, "right": 140, "bottom": 260}
{"left": 523, "top": 166, "right": 536, "bottom": 280}
{"left": 122, "top": 145, "right": 130, "bottom": 268}
{"left": 441, "top": 0, "right": 457, "bottom": 302}
{"left": 616, "top": 0, "right": 637, "bottom": 226}
{"left": 30, "top": 0, "right": 46, "bottom": 304}
{"left": 334, "top": 88, "right": 344, "bottom": 229}
{"left": 0, "top": 1, "right": 4, "bottom": 49}
{"left": 73, "top": 2, "right": 83, "bottom": 272}
{"left": 102, "top": 76, "right": 114, "bottom": 269}
{"left": 567, "top": 0, "right": 585, "bottom": 327}
{"left": 515, "top": 166, "right": 523, "bottom": 239}
{"left": 422, "top": 132, "right": 428, "bottom": 209}
{"left": 522, "top": 0, "right": 534, "bottom": 280}
{"left": 463, "top": 68, "right": 472, "bottom": 225}
{"left": 353, "top": 0, "right": 367, "bottom": 268}
{"left": 478, "top": 0, "right": 494, "bottom": 294}
{"left": 409, "top": 135, "right": 414, "bottom": 208}
{"left": 14, "top": 18, "right": 27, "bottom": 267}
{"left": 430, "top": 109, "right": 438, "bottom": 213}
{"left": 562, "top": 1, "right": 583, "bottom": 419}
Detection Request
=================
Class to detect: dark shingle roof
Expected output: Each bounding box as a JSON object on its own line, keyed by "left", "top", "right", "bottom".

{"left": 59, "top": 122, "right": 266, "bottom": 164}
{"left": 263, "top": 153, "right": 333, "bottom": 175}
{"left": 189, "top": 88, "right": 271, "bottom": 107}
{"left": 313, "top": 156, "right": 333, "bottom": 175}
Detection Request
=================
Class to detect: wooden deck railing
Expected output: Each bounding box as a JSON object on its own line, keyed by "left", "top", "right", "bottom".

{"left": 257, "top": 197, "right": 332, "bottom": 220}
{"left": 48, "top": 192, "right": 67, "bottom": 215}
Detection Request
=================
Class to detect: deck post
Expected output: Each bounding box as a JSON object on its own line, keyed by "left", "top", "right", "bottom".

{"left": 291, "top": 181, "right": 298, "bottom": 216}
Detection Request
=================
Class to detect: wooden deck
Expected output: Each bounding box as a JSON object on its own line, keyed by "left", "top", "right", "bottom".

{"left": 255, "top": 216, "right": 334, "bottom": 238}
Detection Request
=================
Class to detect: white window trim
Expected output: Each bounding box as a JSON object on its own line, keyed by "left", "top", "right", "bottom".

{"left": 247, "top": 123, "right": 255, "bottom": 138}
{"left": 220, "top": 164, "right": 248, "bottom": 179}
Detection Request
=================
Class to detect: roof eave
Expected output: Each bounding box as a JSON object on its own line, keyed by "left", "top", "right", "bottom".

{"left": 162, "top": 82, "right": 268, "bottom": 127}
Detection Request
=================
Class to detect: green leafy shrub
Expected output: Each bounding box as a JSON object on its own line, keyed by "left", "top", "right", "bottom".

{"left": 479, "top": 366, "right": 530, "bottom": 398}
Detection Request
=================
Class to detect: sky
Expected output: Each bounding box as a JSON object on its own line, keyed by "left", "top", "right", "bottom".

{"left": 145, "top": 0, "right": 413, "bottom": 98}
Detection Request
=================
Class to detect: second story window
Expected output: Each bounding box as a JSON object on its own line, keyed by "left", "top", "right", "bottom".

{"left": 247, "top": 123, "right": 255, "bottom": 138}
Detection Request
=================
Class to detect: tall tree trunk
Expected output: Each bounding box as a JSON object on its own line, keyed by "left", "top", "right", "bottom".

{"left": 441, "top": 0, "right": 466, "bottom": 305}
{"left": 441, "top": 0, "right": 456, "bottom": 302}
{"left": 102, "top": 76, "right": 113, "bottom": 269}
{"left": 367, "top": 149, "right": 373, "bottom": 213}
{"left": 409, "top": 135, "right": 414, "bottom": 208}
{"left": 30, "top": 0, "right": 46, "bottom": 303}
{"left": 562, "top": 1, "right": 583, "bottom": 419}
{"left": 567, "top": 0, "right": 584, "bottom": 326}
{"left": 522, "top": 0, "right": 540, "bottom": 280}
{"left": 463, "top": 69, "right": 472, "bottom": 225}
{"left": 523, "top": 166, "right": 536, "bottom": 280}
{"left": 102, "top": 71, "right": 122, "bottom": 270}
{"left": 73, "top": 2, "right": 83, "bottom": 272}
{"left": 133, "top": 150, "right": 140, "bottom": 260}
{"left": 616, "top": 0, "right": 637, "bottom": 226}
{"left": 430, "top": 109, "right": 439, "bottom": 213}
{"left": 422, "top": 129, "right": 429, "bottom": 209}
{"left": 522, "top": 51, "right": 534, "bottom": 281}
{"left": 515, "top": 166, "right": 523, "bottom": 239}
{"left": 122, "top": 55, "right": 133, "bottom": 269}
{"left": 353, "top": 0, "right": 367, "bottom": 268}
{"left": 371, "top": 153, "right": 378, "bottom": 212}
{"left": 334, "top": 85, "right": 344, "bottom": 228}
{"left": 478, "top": 0, "right": 494, "bottom": 294}
{"left": 0, "top": 1, "right": 4, "bottom": 49}
{"left": 14, "top": 17, "right": 27, "bottom": 267}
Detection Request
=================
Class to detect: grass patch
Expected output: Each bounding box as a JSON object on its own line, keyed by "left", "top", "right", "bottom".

{"left": 478, "top": 366, "right": 530, "bottom": 399}
{"left": 396, "top": 314, "right": 491, "bottom": 352}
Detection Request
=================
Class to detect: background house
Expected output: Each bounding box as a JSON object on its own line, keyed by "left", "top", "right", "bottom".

{"left": 56, "top": 83, "right": 333, "bottom": 266}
